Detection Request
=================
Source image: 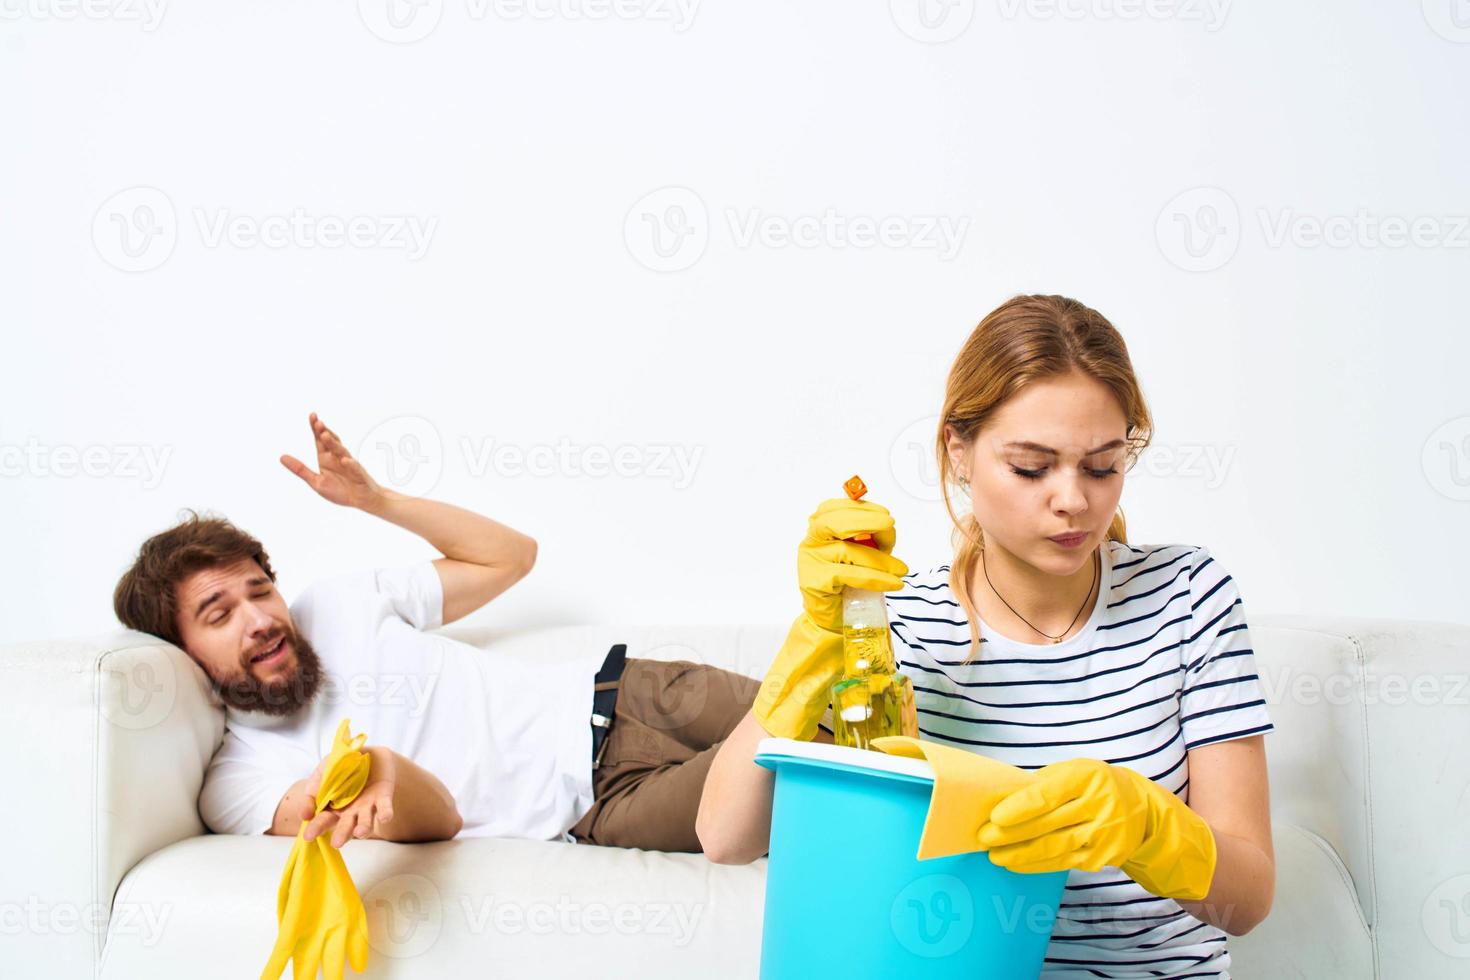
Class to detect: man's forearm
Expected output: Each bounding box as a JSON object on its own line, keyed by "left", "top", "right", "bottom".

{"left": 362, "top": 488, "right": 536, "bottom": 572}
{"left": 368, "top": 746, "right": 463, "bottom": 843}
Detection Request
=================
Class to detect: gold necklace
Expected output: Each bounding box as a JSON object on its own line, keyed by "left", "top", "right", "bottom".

{"left": 981, "top": 546, "right": 1098, "bottom": 644}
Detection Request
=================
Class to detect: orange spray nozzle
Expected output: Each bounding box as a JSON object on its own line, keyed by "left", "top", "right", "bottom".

{"left": 843, "top": 475, "right": 876, "bottom": 548}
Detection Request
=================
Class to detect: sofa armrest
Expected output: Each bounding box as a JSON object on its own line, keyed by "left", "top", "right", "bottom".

{"left": 1253, "top": 614, "right": 1470, "bottom": 975}
{"left": 0, "top": 629, "right": 224, "bottom": 978}
{"left": 1228, "top": 822, "right": 1373, "bottom": 979}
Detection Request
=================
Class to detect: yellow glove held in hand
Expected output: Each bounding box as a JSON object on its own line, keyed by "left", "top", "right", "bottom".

{"left": 261, "top": 719, "right": 373, "bottom": 980}
{"left": 975, "top": 757, "right": 1217, "bottom": 902}
{"left": 753, "top": 497, "right": 908, "bottom": 741}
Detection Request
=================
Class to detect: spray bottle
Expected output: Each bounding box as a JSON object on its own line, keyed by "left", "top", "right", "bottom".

{"left": 830, "top": 475, "right": 919, "bottom": 750}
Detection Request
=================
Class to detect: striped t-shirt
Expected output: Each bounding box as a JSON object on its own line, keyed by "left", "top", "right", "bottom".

{"left": 877, "top": 540, "right": 1272, "bottom": 979}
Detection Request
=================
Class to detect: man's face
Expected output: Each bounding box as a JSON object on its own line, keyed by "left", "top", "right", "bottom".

{"left": 174, "top": 558, "right": 322, "bottom": 716}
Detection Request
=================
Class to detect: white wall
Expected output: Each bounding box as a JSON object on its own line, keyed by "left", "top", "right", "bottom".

{"left": 3, "top": 1, "right": 1466, "bottom": 642}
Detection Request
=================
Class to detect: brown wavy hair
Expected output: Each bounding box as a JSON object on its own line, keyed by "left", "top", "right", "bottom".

{"left": 113, "top": 510, "right": 277, "bottom": 647}
{"left": 938, "top": 294, "right": 1153, "bottom": 662}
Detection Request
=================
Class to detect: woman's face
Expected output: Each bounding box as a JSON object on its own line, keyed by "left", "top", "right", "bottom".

{"left": 946, "top": 370, "right": 1129, "bottom": 577}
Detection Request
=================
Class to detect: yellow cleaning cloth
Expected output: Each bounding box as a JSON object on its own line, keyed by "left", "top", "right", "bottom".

{"left": 871, "top": 735, "right": 1038, "bottom": 861}
{"left": 261, "top": 718, "right": 373, "bottom": 980}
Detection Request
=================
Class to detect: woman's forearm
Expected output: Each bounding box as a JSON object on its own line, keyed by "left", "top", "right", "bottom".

{"left": 696, "top": 710, "right": 777, "bottom": 864}
{"left": 1175, "top": 828, "right": 1275, "bottom": 935}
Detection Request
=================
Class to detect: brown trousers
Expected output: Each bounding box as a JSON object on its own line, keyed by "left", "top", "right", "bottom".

{"left": 568, "top": 657, "right": 760, "bottom": 852}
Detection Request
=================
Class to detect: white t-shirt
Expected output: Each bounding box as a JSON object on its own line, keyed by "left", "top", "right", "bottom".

{"left": 198, "top": 561, "right": 604, "bottom": 842}
{"left": 863, "top": 541, "right": 1274, "bottom": 980}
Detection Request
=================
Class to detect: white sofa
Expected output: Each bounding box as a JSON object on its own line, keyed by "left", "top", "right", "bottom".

{"left": 3, "top": 616, "right": 1467, "bottom": 979}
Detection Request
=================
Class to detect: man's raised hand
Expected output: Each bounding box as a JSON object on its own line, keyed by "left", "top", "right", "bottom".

{"left": 280, "top": 412, "right": 386, "bottom": 511}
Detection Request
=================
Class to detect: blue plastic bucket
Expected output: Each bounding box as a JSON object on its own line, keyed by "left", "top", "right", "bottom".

{"left": 754, "top": 737, "right": 1067, "bottom": 980}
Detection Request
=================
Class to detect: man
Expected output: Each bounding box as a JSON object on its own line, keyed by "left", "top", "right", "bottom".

{"left": 112, "top": 412, "right": 760, "bottom": 852}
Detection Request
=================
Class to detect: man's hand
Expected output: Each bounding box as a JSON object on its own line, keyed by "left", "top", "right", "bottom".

{"left": 300, "top": 747, "right": 398, "bottom": 848}
{"left": 280, "top": 412, "right": 386, "bottom": 512}
{"left": 279, "top": 410, "right": 538, "bottom": 628}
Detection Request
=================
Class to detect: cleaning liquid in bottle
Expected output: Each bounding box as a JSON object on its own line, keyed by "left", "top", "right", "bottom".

{"left": 830, "top": 475, "right": 919, "bottom": 750}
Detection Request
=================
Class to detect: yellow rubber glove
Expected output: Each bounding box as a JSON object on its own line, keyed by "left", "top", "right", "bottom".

{"left": 975, "top": 757, "right": 1218, "bottom": 902}
{"left": 753, "top": 496, "right": 908, "bottom": 741}
{"left": 261, "top": 719, "right": 373, "bottom": 980}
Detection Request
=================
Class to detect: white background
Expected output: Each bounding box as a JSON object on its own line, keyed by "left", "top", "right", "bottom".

{"left": 3, "top": 0, "right": 1467, "bottom": 643}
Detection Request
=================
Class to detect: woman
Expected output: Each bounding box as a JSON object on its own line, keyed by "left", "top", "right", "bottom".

{"left": 697, "top": 294, "right": 1275, "bottom": 978}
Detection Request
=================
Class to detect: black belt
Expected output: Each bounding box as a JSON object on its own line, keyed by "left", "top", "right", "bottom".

{"left": 590, "top": 643, "right": 627, "bottom": 769}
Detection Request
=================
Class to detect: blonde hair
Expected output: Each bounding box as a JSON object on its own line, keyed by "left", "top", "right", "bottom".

{"left": 937, "top": 294, "right": 1154, "bottom": 663}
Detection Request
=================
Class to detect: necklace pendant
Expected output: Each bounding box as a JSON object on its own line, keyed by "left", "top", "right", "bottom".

{"left": 1053, "top": 636, "right": 1063, "bottom": 644}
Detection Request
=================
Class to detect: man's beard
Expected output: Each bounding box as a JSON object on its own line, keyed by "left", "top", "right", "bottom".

{"left": 211, "top": 627, "right": 324, "bottom": 717}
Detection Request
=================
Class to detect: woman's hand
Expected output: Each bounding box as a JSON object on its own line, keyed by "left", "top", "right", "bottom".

{"left": 752, "top": 496, "right": 909, "bottom": 741}
{"left": 976, "top": 757, "right": 1217, "bottom": 902}
{"left": 797, "top": 497, "right": 909, "bottom": 630}
{"left": 280, "top": 412, "right": 388, "bottom": 512}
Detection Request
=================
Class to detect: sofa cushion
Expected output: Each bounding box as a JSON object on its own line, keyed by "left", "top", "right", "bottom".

{"left": 101, "top": 834, "right": 768, "bottom": 979}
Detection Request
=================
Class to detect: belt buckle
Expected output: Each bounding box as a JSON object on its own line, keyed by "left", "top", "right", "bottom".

{"left": 591, "top": 711, "right": 613, "bottom": 769}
